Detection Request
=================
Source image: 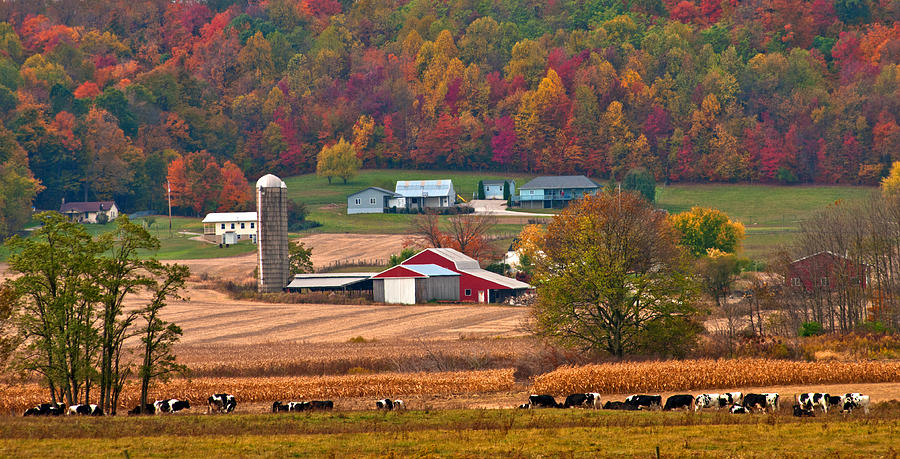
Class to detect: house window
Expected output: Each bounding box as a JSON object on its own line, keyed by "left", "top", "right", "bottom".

{"left": 464, "top": 289, "right": 472, "bottom": 297}
{"left": 237, "top": 234, "right": 241, "bottom": 240}
{"left": 355, "top": 198, "right": 361, "bottom": 205}
{"left": 250, "top": 222, "right": 255, "bottom": 229}
{"left": 370, "top": 197, "right": 376, "bottom": 205}
{"left": 240, "top": 222, "right": 245, "bottom": 229}
{"left": 791, "top": 277, "right": 801, "bottom": 287}
{"left": 231, "top": 223, "right": 235, "bottom": 229}
{"left": 221, "top": 224, "right": 226, "bottom": 229}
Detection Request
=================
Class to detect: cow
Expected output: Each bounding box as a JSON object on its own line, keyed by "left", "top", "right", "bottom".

{"left": 564, "top": 393, "right": 601, "bottom": 409}
{"left": 67, "top": 404, "right": 103, "bottom": 416}
{"left": 290, "top": 402, "right": 310, "bottom": 411}
{"left": 154, "top": 399, "right": 190, "bottom": 414}
{"left": 376, "top": 399, "right": 394, "bottom": 410}
{"left": 392, "top": 400, "right": 405, "bottom": 410}
{"left": 744, "top": 393, "right": 779, "bottom": 413}
{"left": 663, "top": 394, "right": 694, "bottom": 411}
{"left": 695, "top": 392, "right": 743, "bottom": 411}
{"left": 826, "top": 395, "right": 843, "bottom": 411}
{"left": 603, "top": 401, "right": 640, "bottom": 411}
{"left": 272, "top": 401, "right": 290, "bottom": 412}
{"left": 24, "top": 403, "right": 66, "bottom": 416}
{"left": 528, "top": 394, "right": 560, "bottom": 408}
{"left": 624, "top": 394, "right": 662, "bottom": 410}
{"left": 729, "top": 405, "right": 750, "bottom": 414}
{"left": 128, "top": 404, "right": 156, "bottom": 415}
{"left": 517, "top": 403, "right": 531, "bottom": 409}
{"left": 793, "top": 404, "right": 814, "bottom": 417}
{"left": 207, "top": 393, "right": 236, "bottom": 413}
{"left": 841, "top": 393, "right": 870, "bottom": 414}
{"left": 798, "top": 393, "right": 831, "bottom": 413}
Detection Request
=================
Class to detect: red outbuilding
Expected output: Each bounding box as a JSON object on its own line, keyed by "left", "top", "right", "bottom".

{"left": 402, "top": 248, "right": 532, "bottom": 303}
{"left": 787, "top": 251, "right": 868, "bottom": 292}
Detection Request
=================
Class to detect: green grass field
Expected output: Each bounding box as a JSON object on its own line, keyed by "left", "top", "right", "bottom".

{"left": 1, "top": 408, "right": 896, "bottom": 457}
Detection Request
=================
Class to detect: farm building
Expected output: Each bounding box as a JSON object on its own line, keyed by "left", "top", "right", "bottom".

{"left": 201, "top": 212, "right": 257, "bottom": 244}
{"left": 481, "top": 180, "right": 515, "bottom": 200}
{"left": 346, "top": 187, "right": 400, "bottom": 214}
{"left": 516, "top": 175, "right": 600, "bottom": 208}
{"left": 285, "top": 273, "right": 375, "bottom": 293}
{"left": 788, "top": 251, "right": 868, "bottom": 292}
{"left": 372, "top": 264, "right": 460, "bottom": 304}
{"left": 401, "top": 248, "right": 532, "bottom": 303}
{"left": 59, "top": 201, "right": 119, "bottom": 223}
{"left": 394, "top": 180, "right": 456, "bottom": 211}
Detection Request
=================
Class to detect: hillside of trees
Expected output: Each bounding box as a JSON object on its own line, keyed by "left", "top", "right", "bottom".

{"left": 0, "top": 0, "right": 898, "bottom": 230}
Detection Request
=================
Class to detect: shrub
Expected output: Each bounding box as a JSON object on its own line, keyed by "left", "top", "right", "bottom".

{"left": 799, "top": 321, "right": 824, "bottom": 337}
{"left": 95, "top": 212, "right": 109, "bottom": 224}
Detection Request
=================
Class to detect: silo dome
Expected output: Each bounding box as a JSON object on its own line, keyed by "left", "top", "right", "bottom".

{"left": 256, "top": 174, "right": 286, "bottom": 188}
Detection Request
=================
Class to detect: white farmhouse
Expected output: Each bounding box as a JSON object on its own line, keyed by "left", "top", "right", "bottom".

{"left": 202, "top": 211, "right": 257, "bottom": 244}
{"left": 59, "top": 201, "right": 119, "bottom": 223}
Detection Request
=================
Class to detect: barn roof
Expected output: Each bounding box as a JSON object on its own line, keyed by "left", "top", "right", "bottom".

{"left": 415, "top": 248, "right": 481, "bottom": 270}
{"left": 395, "top": 180, "right": 454, "bottom": 198}
{"left": 463, "top": 268, "right": 532, "bottom": 289}
{"left": 201, "top": 212, "right": 257, "bottom": 223}
{"left": 482, "top": 180, "right": 509, "bottom": 185}
{"left": 519, "top": 175, "right": 599, "bottom": 190}
{"left": 59, "top": 201, "right": 117, "bottom": 213}
{"left": 403, "top": 248, "right": 532, "bottom": 289}
{"left": 286, "top": 273, "right": 375, "bottom": 289}
{"left": 373, "top": 264, "right": 459, "bottom": 278}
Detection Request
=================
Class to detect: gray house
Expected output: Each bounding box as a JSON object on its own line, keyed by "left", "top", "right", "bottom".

{"left": 517, "top": 175, "right": 600, "bottom": 208}
{"left": 347, "top": 187, "right": 400, "bottom": 214}
{"left": 482, "top": 180, "right": 515, "bottom": 200}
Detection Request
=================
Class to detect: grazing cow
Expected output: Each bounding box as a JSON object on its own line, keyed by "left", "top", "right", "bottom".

{"left": 564, "top": 393, "right": 601, "bottom": 409}
{"left": 290, "top": 402, "right": 310, "bottom": 411}
{"left": 272, "top": 401, "right": 290, "bottom": 412}
{"left": 308, "top": 400, "right": 334, "bottom": 411}
{"left": 68, "top": 404, "right": 103, "bottom": 416}
{"left": 375, "top": 399, "right": 394, "bottom": 410}
{"left": 517, "top": 403, "right": 531, "bottom": 409}
{"left": 24, "top": 403, "right": 66, "bottom": 416}
{"left": 603, "top": 401, "right": 640, "bottom": 411}
{"left": 793, "top": 404, "right": 815, "bottom": 417}
{"left": 826, "top": 395, "right": 843, "bottom": 411}
{"left": 207, "top": 393, "right": 236, "bottom": 413}
{"left": 798, "top": 393, "right": 831, "bottom": 413}
{"left": 841, "top": 393, "right": 870, "bottom": 414}
{"left": 624, "top": 394, "right": 662, "bottom": 410}
{"left": 528, "top": 394, "right": 560, "bottom": 408}
{"left": 154, "top": 399, "right": 190, "bottom": 414}
{"left": 729, "top": 405, "right": 749, "bottom": 414}
{"left": 392, "top": 400, "right": 405, "bottom": 410}
{"left": 128, "top": 404, "right": 155, "bottom": 415}
{"left": 663, "top": 394, "right": 694, "bottom": 411}
{"left": 696, "top": 392, "right": 743, "bottom": 411}
{"left": 744, "top": 393, "right": 779, "bottom": 413}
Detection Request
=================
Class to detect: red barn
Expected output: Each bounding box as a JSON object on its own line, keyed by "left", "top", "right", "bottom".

{"left": 402, "top": 248, "right": 532, "bottom": 303}
{"left": 787, "top": 251, "right": 868, "bottom": 292}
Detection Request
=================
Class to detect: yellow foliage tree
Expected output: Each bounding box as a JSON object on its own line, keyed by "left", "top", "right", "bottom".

{"left": 316, "top": 138, "right": 361, "bottom": 184}
{"left": 881, "top": 161, "right": 900, "bottom": 196}
{"left": 668, "top": 207, "right": 745, "bottom": 258}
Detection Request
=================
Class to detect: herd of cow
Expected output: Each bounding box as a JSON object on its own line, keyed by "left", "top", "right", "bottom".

{"left": 518, "top": 391, "right": 872, "bottom": 416}
{"left": 21, "top": 394, "right": 407, "bottom": 417}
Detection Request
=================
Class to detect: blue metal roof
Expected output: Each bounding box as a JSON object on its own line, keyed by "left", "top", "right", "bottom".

{"left": 395, "top": 180, "right": 454, "bottom": 198}
{"left": 402, "top": 264, "right": 460, "bottom": 277}
{"left": 519, "top": 175, "right": 600, "bottom": 190}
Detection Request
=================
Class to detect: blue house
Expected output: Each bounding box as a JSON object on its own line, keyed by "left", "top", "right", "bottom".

{"left": 516, "top": 175, "right": 600, "bottom": 208}
{"left": 347, "top": 187, "right": 400, "bottom": 214}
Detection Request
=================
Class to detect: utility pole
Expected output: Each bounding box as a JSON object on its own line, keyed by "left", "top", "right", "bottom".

{"left": 167, "top": 180, "right": 173, "bottom": 238}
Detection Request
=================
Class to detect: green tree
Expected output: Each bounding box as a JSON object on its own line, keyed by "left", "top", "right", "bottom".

{"left": 137, "top": 263, "right": 189, "bottom": 414}
{"left": 316, "top": 138, "right": 361, "bottom": 184}
{"left": 622, "top": 167, "right": 656, "bottom": 202}
{"left": 477, "top": 180, "right": 485, "bottom": 199}
{"left": 696, "top": 252, "right": 740, "bottom": 308}
{"left": 531, "top": 192, "right": 698, "bottom": 357}
{"left": 389, "top": 247, "right": 418, "bottom": 266}
{"left": 669, "top": 207, "right": 746, "bottom": 258}
{"left": 289, "top": 240, "right": 313, "bottom": 274}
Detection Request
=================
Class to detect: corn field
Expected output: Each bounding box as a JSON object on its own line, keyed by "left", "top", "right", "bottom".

{"left": 0, "top": 369, "right": 515, "bottom": 415}
{"left": 533, "top": 359, "right": 900, "bottom": 395}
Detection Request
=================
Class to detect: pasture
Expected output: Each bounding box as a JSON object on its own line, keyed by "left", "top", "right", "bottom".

{"left": 1, "top": 406, "right": 898, "bottom": 457}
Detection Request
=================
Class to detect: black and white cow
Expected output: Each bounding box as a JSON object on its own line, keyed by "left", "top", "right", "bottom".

{"left": 391, "top": 400, "right": 405, "bottom": 410}
{"left": 663, "top": 394, "right": 694, "bottom": 411}
{"left": 67, "top": 404, "right": 103, "bottom": 416}
{"left": 272, "top": 401, "right": 291, "bottom": 412}
{"left": 528, "top": 394, "right": 560, "bottom": 408}
{"left": 694, "top": 392, "right": 743, "bottom": 411}
{"left": 207, "top": 393, "right": 236, "bottom": 413}
{"left": 563, "top": 393, "right": 601, "bottom": 409}
{"left": 624, "top": 394, "right": 662, "bottom": 410}
{"left": 290, "top": 402, "right": 310, "bottom": 411}
{"left": 826, "top": 395, "right": 843, "bottom": 411}
{"left": 154, "top": 399, "right": 190, "bottom": 414}
{"left": 792, "top": 404, "right": 814, "bottom": 417}
{"left": 729, "top": 404, "right": 750, "bottom": 414}
{"left": 603, "top": 401, "right": 640, "bottom": 410}
{"left": 376, "top": 399, "right": 394, "bottom": 410}
{"left": 841, "top": 393, "right": 870, "bottom": 414}
{"left": 517, "top": 403, "right": 531, "bottom": 409}
{"left": 24, "top": 403, "right": 66, "bottom": 416}
{"left": 128, "top": 404, "right": 156, "bottom": 415}
{"left": 743, "top": 393, "right": 779, "bottom": 413}
{"left": 798, "top": 393, "right": 831, "bottom": 413}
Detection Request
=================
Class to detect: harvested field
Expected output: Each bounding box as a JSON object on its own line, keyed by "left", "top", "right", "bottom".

{"left": 0, "top": 369, "right": 516, "bottom": 415}
{"left": 139, "top": 287, "right": 529, "bottom": 345}
{"left": 533, "top": 359, "right": 900, "bottom": 394}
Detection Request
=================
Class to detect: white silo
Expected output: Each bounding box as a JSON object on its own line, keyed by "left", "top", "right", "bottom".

{"left": 256, "top": 174, "right": 290, "bottom": 293}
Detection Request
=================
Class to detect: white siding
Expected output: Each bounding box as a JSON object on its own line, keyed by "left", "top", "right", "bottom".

{"left": 383, "top": 278, "right": 416, "bottom": 304}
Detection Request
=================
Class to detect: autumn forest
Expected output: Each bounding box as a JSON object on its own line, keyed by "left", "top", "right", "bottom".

{"left": 0, "top": 0, "right": 898, "bottom": 234}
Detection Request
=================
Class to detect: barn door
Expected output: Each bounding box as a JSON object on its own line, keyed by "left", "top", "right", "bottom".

{"left": 477, "top": 290, "right": 485, "bottom": 303}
